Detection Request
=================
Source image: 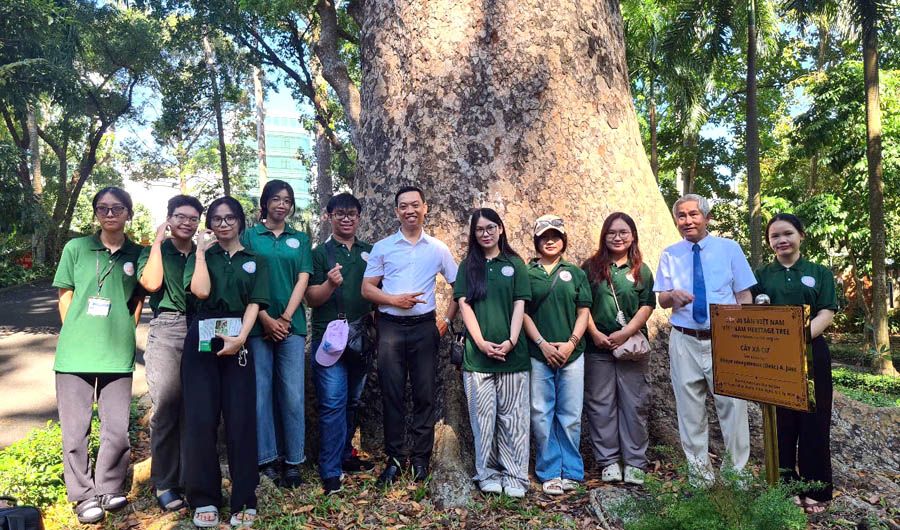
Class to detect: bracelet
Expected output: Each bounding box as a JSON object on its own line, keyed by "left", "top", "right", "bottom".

{"left": 569, "top": 335, "right": 580, "bottom": 345}
{"left": 535, "top": 337, "right": 544, "bottom": 346}
{"left": 443, "top": 317, "right": 451, "bottom": 324}
{"left": 279, "top": 314, "right": 292, "bottom": 323}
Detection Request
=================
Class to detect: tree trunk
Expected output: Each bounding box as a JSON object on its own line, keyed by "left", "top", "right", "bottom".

{"left": 27, "top": 106, "right": 45, "bottom": 266}
{"left": 862, "top": 25, "right": 896, "bottom": 376}
{"left": 314, "top": 70, "right": 334, "bottom": 242}
{"left": 252, "top": 65, "right": 268, "bottom": 191}
{"left": 203, "top": 35, "right": 231, "bottom": 196}
{"left": 808, "top": 21, "right": 828, "bottom": 194}
{"left": 650, "top": 93, "right": 659, "bottom": 181}
{"left": 746, "top": 0, "right": 762, "bottom": 269}
{"left": 354, "top": 0, "right": 737, "bottom": 507}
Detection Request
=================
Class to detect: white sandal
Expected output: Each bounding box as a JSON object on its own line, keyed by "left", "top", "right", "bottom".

{"left": 230, "top": 508, "right": 257, "bottom": 527}
{"left": 192, "top": 505, "right": 219, "bottom": 528}
{"left": 542, "top": 478, "right": 564, "bottom": 495}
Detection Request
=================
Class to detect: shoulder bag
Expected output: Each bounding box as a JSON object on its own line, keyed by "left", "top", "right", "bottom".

{"left": 325, "top": 242, "right": 375, "bottom": 367}
{"left": 608, "top": 277, "right": 651, "bottom": 361}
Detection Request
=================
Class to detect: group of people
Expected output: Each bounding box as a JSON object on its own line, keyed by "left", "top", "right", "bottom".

{"left": 51, "top": 182, "right": 838, "bottom": 527}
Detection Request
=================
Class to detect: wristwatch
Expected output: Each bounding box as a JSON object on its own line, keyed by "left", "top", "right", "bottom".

{"left": 443, "top": 317, "right": 451, "bottom": 324}
{"left": 535, "top": 337, "right": 544, "bottom": 346}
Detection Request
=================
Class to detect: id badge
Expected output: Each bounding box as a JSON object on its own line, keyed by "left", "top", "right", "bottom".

{"left": 87, "top": 296, "right": 111, "bottom": 317}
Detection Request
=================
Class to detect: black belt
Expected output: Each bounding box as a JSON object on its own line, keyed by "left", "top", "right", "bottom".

{"left": 673, "top": 325, "right": 712, "bottom": 340}
{"left": 379, "top": 310, "right": 436, "bottom": 326}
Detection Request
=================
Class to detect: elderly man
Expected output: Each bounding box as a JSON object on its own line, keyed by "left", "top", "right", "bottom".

{"left": 653, "top": 194, "right": 756, "bottom": 482}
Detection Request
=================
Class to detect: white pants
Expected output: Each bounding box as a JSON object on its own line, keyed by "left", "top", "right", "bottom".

{"left": 669, "top": 328, "right": 749, "bottom": 480}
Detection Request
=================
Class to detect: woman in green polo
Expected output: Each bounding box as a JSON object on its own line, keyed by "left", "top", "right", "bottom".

{"left": 454, "top": 208, "right": 532, "bottom": 498}
{"left": 581, "top": 212, "right": 655, "bottom": 485}
{"left": 752, "top": 213, "right": 837, "bottom": 514}
{"left": 182, "top": 197, "right": 269, "bottom": 528}
{"left": 52, "top": 186, "right": 144, "bottom": 525}
{"left": 241, "top": 179, "right": 312, "bottom": 487}
{"left": 523, "top": 215, "right": 592, "bottom": 495}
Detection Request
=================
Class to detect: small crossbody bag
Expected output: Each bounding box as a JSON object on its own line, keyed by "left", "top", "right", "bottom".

{"left": 608, "top": 278, "right": 651, "bottom": 361}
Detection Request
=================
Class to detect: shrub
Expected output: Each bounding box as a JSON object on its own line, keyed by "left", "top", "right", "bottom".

{"left": 0, "top": 418, "right": 100, "bottom": 508}
{"left": 0, "top": 261, "right": 55, "bottom": 288}
{"left": 832, "top": 367, "right": 900, "bottom": 395}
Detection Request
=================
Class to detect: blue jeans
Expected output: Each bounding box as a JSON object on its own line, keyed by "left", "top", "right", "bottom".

{"left": 248, "top": 334, "right": 306, "bottom": 466}
{"left": 311, "top": 341, "right": 368, "bottom": 480}
{"left": 530, "top": 355, "right": 585, "bottom": 482}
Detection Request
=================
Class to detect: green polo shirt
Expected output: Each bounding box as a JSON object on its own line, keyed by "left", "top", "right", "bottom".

{"left": 752, "top": 257, "right": 837, "bottom": 315}
{"left": 137, "top": 239, "right": 195, "bottom": 314}
{"left": 309, "top": 237, "right": 375, "bottom": 343}
{"left": 52, "top": 233, "right": 144, "bottom": 373}
{"left": 452, "top": 254, "right": 532, "bottom": 373}
{"left": 526, "top": 259, "right": 593, "bottom": 365}
{"left": 241, "top": 223, "right": 313, "bottom": 336}
{"left": 184, "top": 244, "right": 270, "bottom": 314}
{"left": 586, "top": 261, "right": 656, "bottom": 353}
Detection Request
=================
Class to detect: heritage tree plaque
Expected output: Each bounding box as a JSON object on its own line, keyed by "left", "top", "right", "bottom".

{"left": 710, "top": 304, "right": 815, "bottom": 412}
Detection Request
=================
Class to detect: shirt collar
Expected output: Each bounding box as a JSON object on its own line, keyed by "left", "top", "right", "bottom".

{"left": 163, "top": 238, "right": 195, "bottom": 255}
{"left": 328, "top": 236, "right": 361, "bottom": 251}
{"left": 683, "top": 233, "right": 711, "bottom": 250}
{"left": 395, "top": 229, "right": 430, "bottom": 246}
{"left": 777, "top": 257, "right": 808, "bottom": 271}
{"left": 253, "top": 222, "right": 298, "bottom": 236}
{"left": 208, "top": 243, "right": 255, "bottom": 258}
{"left": 528, "top": 257, "right": 569, "bottom": 272}
{"left": 89, "top": 231, "right": 135, "bottom": 252}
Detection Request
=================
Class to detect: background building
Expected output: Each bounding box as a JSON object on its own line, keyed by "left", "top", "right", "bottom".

{"left": 256, "top": 108, "right": 314, "bottom": 209}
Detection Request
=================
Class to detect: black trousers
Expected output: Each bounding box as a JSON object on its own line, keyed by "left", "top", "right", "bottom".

{"left": 777, "top": 336, "right": 833, "bottom": 502}
{"left": 377, "top": 316, "right": 440, "bottom": 465}
{"left": 181, "top": 313, "right": 258, "bottom": 512}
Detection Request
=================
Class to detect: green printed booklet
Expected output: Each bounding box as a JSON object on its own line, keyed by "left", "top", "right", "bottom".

{"left": 198, "top": 317, "right": 242, "bottom": 352}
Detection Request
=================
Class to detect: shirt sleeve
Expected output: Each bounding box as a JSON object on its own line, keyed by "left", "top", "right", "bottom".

{"left": 364, "top": 242, "right": 385, "bottom": 278}
{"left": 239, "top": 230, "right": 252, "bottom": 250}
{"left": 310, "top": 245, "right": 327, "bottom": 287}
{"left": 638, "top": 264, "right": 657, "bottom": 308}
{"left": 817, "top": 265, "right": 839, "bottom": 312}
{"left": 512, "top": 257, "right": 532, "bottom": 302}
{"left": 183, "top": 254, "right": 196, "bottom": 292}
{"left": 452, "top": 258, "right": 468, "bottom": 301}
{"left": 574, "top": 268, "right": 593, "bottom": 308}
{"left": 52, "top": 239, "right": 78, "bottom": 290}
{"left": 750, "top": 266, "right": 765, "bottom": 298}
{"left": 652, "top": 250, "right": 672, "bottom": 292}
{"left": 441, "top": 244, "right": 459, "bottom": 284}
{"left": 136, "top": 245, "right": 151, "bottom": 279}
{"left": 730, "top": 241, "right": 757, "bottom": 293}
{"left": 250, "top": 256, "right": 270, "bottom": 310}
{"left": 299, "top": 233, "right": 314, "bottom": 274}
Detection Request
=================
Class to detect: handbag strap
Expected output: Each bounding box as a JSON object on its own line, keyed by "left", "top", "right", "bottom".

{"left": 608, "top": 275, "right": 627, "bottom": 330}
{"left": 324, "top": 240, "right": 346, "bottom": 319}
{"left": 532, "top": 268, "right": 562, "bottom": 313}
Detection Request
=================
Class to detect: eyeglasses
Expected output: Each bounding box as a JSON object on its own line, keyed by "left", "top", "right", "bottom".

{"left": 475, "top": 224, "right": 499, "bottom": 236}
{"left": 606, "top": 230, "right": 633, "bottom": 240}
{"left": 331, "top": 211, "right": 359, "bottom": 220}
{"left": 535, "top": 218, "right": 565, "bottom": 231}
{"left": 171, "top": 214, "right": 200, "bottom": 225}
{"left": 269, "top": 197, "right": 293, "bottom": 207}
{"left": 210, "top": 215, "right": 238, "bottom": 226}
{"left": 95, "top": 205, "right": 127, "bottom": 217}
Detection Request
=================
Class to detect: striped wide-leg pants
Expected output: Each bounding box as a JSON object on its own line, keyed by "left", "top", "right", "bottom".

{"left": 462, "top": 370, "right": 530, "bottom": 490}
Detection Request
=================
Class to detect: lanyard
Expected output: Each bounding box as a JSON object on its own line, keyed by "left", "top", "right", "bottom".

{"left": 95, "top": 250, "right": 121, "bottom": 295}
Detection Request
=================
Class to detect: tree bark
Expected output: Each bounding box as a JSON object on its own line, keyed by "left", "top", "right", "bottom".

{"left": 746, "top": 0, "right": 762, "bottom": 268}
{"left": 355, "top": 0, "right": 716, "bottom": 507}
{"left": 862, "top": 24, "right": 896, "bottom": 376}
{"left": 314, "top": 0, "right": 362, "bottom": 147}
{"left": 650, "top": 92, "right": 659, "bottom": 181}
{"left": 252, "top": 65, "right": 268, "bottom": 191}
{"left": 314, "top": 70, "right": 334, "bottom": 242}
{"left": 27, "top": 106, "right": 45, "bottom": 265}
{"left": 202, "top": 35, "right": 231, "bottom": 196}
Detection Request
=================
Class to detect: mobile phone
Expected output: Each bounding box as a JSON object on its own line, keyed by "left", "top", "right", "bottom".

{"left": 210, "top": 336, "right": 224, "bottom": 355}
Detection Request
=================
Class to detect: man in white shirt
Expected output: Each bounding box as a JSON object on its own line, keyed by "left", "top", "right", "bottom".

{"left": 362, "top": 185, "right": 459, "bottom": 487}
{"left": 653, "top": 194, "right": 756, "bottom": 482}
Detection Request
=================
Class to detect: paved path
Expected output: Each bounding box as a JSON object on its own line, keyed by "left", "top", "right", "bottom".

{"left": 0, "top": 281, "right": 150, "bottom": 448}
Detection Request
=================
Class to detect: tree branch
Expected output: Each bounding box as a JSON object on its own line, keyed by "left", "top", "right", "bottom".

{"left": 313, "top": 0, "right": 362, "bottom": 146}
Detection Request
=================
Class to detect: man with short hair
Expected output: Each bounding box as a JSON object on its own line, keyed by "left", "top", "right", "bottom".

{"left": 306, "top": 193, "right": 376, "bottom": 495}
{"left": 362, "top": 185, "right": 458, "bottom": 486}
{"left": 653, "top": 194, "right": 756, "bottom": 482}
{"left": 137, "top": 195, "right": 204, "bottom": 512}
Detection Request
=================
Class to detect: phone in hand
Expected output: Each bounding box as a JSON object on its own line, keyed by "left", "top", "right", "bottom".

{"left": 210, "top": 336, "right": 224, "bottom": 355}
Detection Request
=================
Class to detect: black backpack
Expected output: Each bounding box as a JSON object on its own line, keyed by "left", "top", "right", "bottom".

{"left": 0, "top": 497, "right": 44, "bottom": 530}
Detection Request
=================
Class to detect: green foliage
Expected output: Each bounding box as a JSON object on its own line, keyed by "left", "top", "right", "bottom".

{"left": 0, "top": 419, "right": 100, "bottom": 508}
{"left": 832, "top": 366, "right": 900, "bottom": 395}
{"left": 616, "top": 467, "right": 807, "bottom": 530}
{"left": 0, "top": 261, "right": 54, "bottom": 288}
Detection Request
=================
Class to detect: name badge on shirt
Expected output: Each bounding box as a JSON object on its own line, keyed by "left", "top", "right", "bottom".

{"left": 87, "top": 296, "right": 111, "bottom": 317}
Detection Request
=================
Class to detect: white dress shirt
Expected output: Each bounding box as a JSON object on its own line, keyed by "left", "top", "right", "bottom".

{"left": 653, "top": 234, "right": 756, "bottom": 330}
{"left": 364, "top": 229, "right": 458, "bottom": 316}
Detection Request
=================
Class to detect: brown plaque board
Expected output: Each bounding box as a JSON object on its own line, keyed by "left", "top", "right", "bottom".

{"left": 710, "top": 304, "right": 814, "bottom": 412}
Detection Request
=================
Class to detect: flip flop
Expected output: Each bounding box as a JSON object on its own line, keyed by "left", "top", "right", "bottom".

{"left": 74, "top": 497, "right": 105, "bottom": 524}
{"left": 99, "top": 493, "right": 128, "bottom": 511}
{"left": 804, "top": 500, "right": 828, "bottom": 514}
{"left": 230, "top": 508, "right": 257, "bottom": 527}
{"left": 156, "top": 489, "right": 186, "bottom": 512}
{"left": 193, "top": 505, "right": 219, "bottom": 528}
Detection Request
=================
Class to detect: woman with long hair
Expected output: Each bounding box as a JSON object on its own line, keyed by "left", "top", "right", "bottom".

{"left": 453, "top": 208, "right": 532, "bottom": 497}
{"left": 522, "top": 215, "right": 593, "bottom": 495}
{"left": 241, "top": 179, "right": 312, "bottom": 487}
{"left": 752, "top": 213, "right": 837, "bottom": 514}
{"left": 581, "top": 212, "right": 656, "bottom": 484}
{"left": 52, "top": 187, "right": 144, "bottom": 524}
{"left": 182, "top": 197, "right": 269, "bottom": 527}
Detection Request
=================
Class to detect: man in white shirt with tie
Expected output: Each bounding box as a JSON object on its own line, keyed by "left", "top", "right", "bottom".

{"left": 362, "top": 185, "right": 459, "bottom": 487}
{"left": 653, "top": 194, "right": 756, "bottom": 483}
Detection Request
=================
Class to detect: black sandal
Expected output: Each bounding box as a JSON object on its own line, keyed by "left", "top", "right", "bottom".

{"left": 156, "top": 489, "right": 186, "bottom": 512}
{"left": 75, "top": 497, "right": 105, "bottom": 524}
{"left": 99, "top": 493, "right": 128, "bottom": 511}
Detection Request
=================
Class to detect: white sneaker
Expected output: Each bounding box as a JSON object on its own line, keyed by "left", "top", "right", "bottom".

{"left": 504, "top": 485, "right": 526, "bottom": 498}
{"left": 560, "top": 478, "right": 579, "bottom": 491}
{"left": 480, "top": 481, "right": 502, "bottom": 494}
{"left": 623, "top": 465, "right": 645, "bottom": 484}
{"left": 601, "top": 463, "right": 623, "bottom": 482}
{"left": 542, "top": 478, "right": 564, "bottom": 495}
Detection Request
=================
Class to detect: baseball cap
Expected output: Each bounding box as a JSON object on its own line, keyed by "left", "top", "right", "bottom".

{"left": 315, "top": 319, "right": 349, "bottom": 367}
{"left": 534, "top": 214, "right": 566, "bottom": 236}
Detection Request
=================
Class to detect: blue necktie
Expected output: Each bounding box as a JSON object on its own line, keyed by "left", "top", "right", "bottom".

{"left": 692, "top": 243, "right": 708, "bottom": 324}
